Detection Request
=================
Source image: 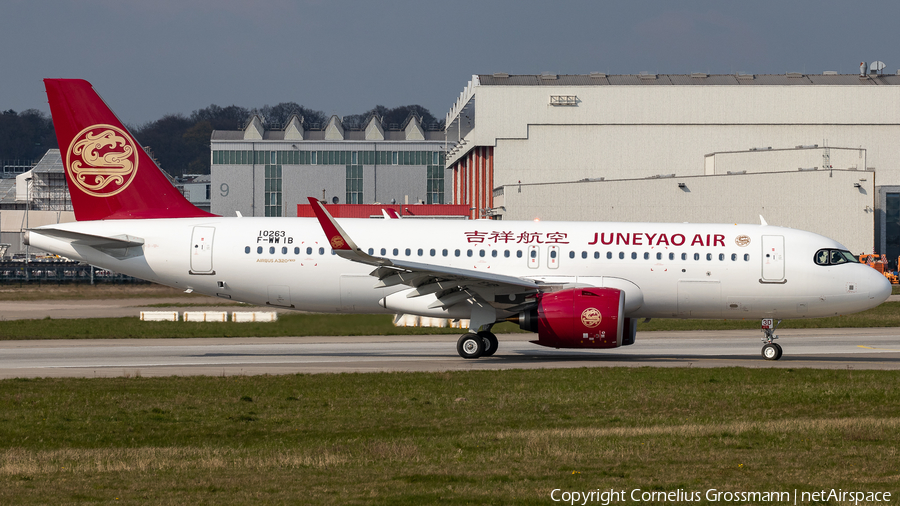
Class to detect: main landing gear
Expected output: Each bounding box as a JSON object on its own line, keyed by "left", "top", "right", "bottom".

{"left": 760, "top": 318, "right": 783, "bottom": 360}
{"left": 456, "top": 330, "right": 498, "bottom": 359}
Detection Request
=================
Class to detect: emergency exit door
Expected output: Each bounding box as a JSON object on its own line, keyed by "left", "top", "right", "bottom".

{"left": 190, "top": 226, "right": 215, "bottom": 274}
{"left": 761, "top": 235, "right": 784, "bottom": 281}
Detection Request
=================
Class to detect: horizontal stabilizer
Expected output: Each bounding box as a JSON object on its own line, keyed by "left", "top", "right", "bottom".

{"left": 28, "top": 227, "right": 144, "bottom": 259}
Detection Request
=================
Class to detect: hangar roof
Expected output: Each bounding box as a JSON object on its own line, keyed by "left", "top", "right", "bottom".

{"left": 477, "top": 73, "right": 900, "bottom": 86}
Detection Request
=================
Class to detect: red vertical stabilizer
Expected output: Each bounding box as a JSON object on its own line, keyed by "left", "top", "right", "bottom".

{"left": 44, "top": 79, "right": 216, "bottom": 221}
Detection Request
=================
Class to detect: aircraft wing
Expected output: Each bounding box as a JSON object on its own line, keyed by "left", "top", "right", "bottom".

{"left": 28, "top": 227, "right": 144, "bottom": 259}
{"left": 306, "top": 198, "right": 543, "bottom": 310}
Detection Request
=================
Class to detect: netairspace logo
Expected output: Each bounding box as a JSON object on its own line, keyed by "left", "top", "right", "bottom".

{"left": 549, "top": 488, "right": 893, "bottom": 505}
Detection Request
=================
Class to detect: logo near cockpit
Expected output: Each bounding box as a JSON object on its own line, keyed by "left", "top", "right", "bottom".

{"left": 65, "top": 124, "right": 139, "bottom": 197}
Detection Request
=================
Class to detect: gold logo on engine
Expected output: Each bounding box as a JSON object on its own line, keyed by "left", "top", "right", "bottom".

{"left": 581, "top": 307, "right": 602, "bottom": 328}
{"left": 330, "top": 236, "right": 345, "bottom": 249}
{"left": 735, "top": 235, "right": 751, "bottom": 247}
{"left": 65, "top": 124, "right": 139, "bottom": 197}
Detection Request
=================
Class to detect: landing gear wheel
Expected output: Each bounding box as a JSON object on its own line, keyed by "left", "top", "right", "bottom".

{"left": 762, "top": 342, "right": 782, "bottom": 361}
{"left": 457, "top": 333, "right": 484, "bottom": 359}
{"left": 478, "top": 331, "right": 499, "bottom": 357}
{"left": 760, "top": 319, "right": 783, "bottom": 361}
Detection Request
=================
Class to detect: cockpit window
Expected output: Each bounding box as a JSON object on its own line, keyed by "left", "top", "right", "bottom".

{"left": 814, "top": 249, "right": 857, "bottom": 265}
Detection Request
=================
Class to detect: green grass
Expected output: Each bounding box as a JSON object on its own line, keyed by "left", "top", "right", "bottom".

{"left": 1, "top": 302, "right": 899, "bottom": 340}
{"left": 0, "top": 313, "right": 528, "bottom": 340}
{"left": 0, "top": 369, "right": 898, "bottom": 504}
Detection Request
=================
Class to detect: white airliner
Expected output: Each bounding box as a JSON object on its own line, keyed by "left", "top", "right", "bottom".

{"left": 27, "top": 79, "right": 892, "bottom": 360}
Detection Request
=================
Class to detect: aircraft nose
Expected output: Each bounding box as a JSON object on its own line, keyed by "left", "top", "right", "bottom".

{"left": 868, "top": 268, "right": 892, "bottom": 305}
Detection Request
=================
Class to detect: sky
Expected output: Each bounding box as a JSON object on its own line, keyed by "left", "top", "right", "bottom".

{"left": 3, "top": 0, "right": 900, "bottom": 126}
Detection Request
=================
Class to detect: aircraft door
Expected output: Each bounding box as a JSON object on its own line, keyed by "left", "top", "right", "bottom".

{"left": 761, "top": 235, "right": 785, "bottom": 281}
{"left": 548, "top": 246, "right": 560, "bottom": 269}
{"left": 527, "top": 245, "right": 540, "bottom": 269}
{"left": 190, "top": 226, "right": 215, "bottom": 274}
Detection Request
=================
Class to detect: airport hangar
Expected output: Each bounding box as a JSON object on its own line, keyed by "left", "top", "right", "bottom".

{"left": 443, "top": 72, "right": 900, "bottom": 264}
{"left": 210, "top": 114, "right": 456, "bottom": 218}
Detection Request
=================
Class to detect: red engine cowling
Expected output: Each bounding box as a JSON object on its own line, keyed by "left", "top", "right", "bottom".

{"left": 519, "top": 287, "right": 627, "bottom": 349}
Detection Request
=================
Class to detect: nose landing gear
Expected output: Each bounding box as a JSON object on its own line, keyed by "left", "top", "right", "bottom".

{"left": 760, "top": 318, "right": 783, "bottom": 360}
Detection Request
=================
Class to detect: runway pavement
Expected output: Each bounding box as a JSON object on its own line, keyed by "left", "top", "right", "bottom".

{"left": 1, "top": 327, "right": 899, "bottom": 378}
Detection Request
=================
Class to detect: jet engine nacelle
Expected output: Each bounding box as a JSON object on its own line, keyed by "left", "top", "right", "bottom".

{"left": 520, "top": 287, "right": 635, "bottom": 349}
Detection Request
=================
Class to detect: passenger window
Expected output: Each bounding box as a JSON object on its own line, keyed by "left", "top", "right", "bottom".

{"left": 744, "top": 254, "right": 750, "bottom": 261}
{"left": 643, "top": 252, "right": 649, "bottom": 260}
{"left": 631, "top": 252, "right": 637, "bottom": 260}
{"left": 517, "top": 251, "right": 523, "bottom": 258}
{"left": 594, "top": 252, "right": 600, "bottom": 259}
{"left": 381, "top": 248, "right": 386, "bottom": 255}
{"left": 693, "top": 253, "right": 700, "bottom": 261}
{"left": 442, "top": 249, "right": 448, "bottom": 257}
{"left": 731, "top": 253, "right": 737, "bottom": 261}
{"left": 479, "top": 250, "right": 486, "bottom": 257}
{"left": 257, "top": 246, "right": 263, "bottom": 254}
{"left": 607, "top": 252, "right": 612, "bottom": 259}
{"left": 530, "top": 250, "right": 537, "bottom": 258}
{"left": 669, "top": 253, "right": 675, "bottom": 261}
{"left": 681, "top": 253, "right": 687, "bottom": 261}
{"left": 319, "top": 247, "right": 325, "bottom": 255}
{"left": 492, "top": 250, "right": 498, "bottom": 257}
{"left": 706, "top": 253, "right": 712, "bottom": 261}
{"left": 244, "top": 246, "right": 250, "bottom": 254}
{"left": 718, "top": 253, "right": 724, "bottom": 261}
{"left": 269, "top": 247, "right": 275, "bottom": 254}
{"left": 282, "top": 247, "right": 287, "bottom": 254}
{"left": 582, "top": 251, "right": 588, "bottom": 259}
{"left": 504, "top": 250, "right": 510, "bottom": 258}
{"left": 405, "top": 248, "right": 411, "bottom": 256}
{"left": 417, "top": 248, "right": 423, "bottom": 256}
{"left": 455, "top": 249, "right": 461, "bottom": 257}
{"left": 393, "top": 248, "right": 399, "bottom": 256}
{"left": 367, "top": 248, "right": 374, "bottom": 255}
{"left": 568, "top": 251, "right": 574, "bottom": 259}
{"left": 306, "top": 247, "right": 312, "bottom": 255}
{"left": 430, "top": 249, "right": 436, "bottom": 256}
{"left": 294, "top": 247, "right": 300, "bottom": 254}
{"left": 467, "top": 250, "right": 473, "bottom": 257}
{"left": 619, "top": 252, "right": 625, "bottom": 259}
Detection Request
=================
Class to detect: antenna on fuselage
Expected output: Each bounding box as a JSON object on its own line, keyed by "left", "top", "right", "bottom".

{"left": 759, "top": 215, "right": 768, "bottom": 226}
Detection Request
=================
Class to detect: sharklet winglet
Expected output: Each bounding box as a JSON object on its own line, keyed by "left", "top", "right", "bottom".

{"left": 306, "top": 197, "right": 384, "bottom": 266}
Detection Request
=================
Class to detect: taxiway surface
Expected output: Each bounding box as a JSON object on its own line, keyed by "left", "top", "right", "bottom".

{"left": 1, "top": 328, "right": 899, "bottom": 378}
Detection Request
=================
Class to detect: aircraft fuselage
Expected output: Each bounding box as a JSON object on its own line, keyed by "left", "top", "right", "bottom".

{"left": 28, "top": 217, "right": 890, "bottom": 320}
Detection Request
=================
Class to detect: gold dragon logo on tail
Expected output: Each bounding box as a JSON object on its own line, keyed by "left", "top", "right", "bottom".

{"left": 66, "top": 125, "right": 139, "bottom": 197}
